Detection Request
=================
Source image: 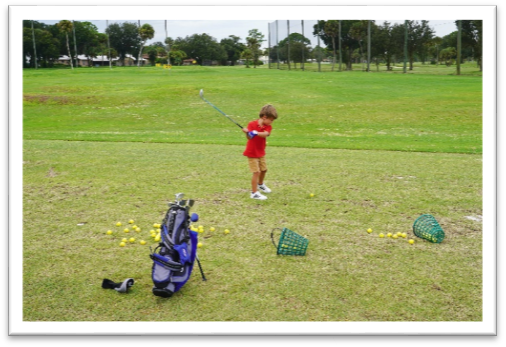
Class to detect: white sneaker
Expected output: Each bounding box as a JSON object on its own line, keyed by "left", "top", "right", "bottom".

{"left": 258, "top": 184, "right": 271, "bottom": 193}
{"left": 251, "top": 191, "right": 268, "bottom": 200}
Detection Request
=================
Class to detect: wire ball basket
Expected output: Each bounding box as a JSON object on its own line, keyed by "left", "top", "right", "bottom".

{"left": 271, "top": 228, "right": 309, "bottom": 256}
{"left": 413, "top": 214, "right": 445, "bottom": 243}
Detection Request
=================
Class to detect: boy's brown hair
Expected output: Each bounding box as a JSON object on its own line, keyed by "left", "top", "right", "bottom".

{"left": 259, "top": 104, "right": 278, "bottom": 120}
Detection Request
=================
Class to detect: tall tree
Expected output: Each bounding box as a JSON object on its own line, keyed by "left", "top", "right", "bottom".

{"left": 323, "top": 20, "right": 339, "bottom": 71}
{"left": 349, "top": 21, "right": 369, "bottom": 70}
{"left": 66, "top": 21, "right": 103, "bottom": 67}
{"left": 56, "top": 20, "right": 74, "bottom": 69}
{"left": 106, "top": 22, "right": 141, "bottom": 66}
{"left": 72, "top": 20, "right": 78, "bottom": 67}
{"left": 459, "top": 20, "right": 482, "bottom": 71}
{"left": 277, "top": 33, "right": 311, "bottom": 69}
{"left": 30, "top": 21, "right": 38, "bottom": 69}
{"left": 23, "top": 26, "right": 60, "bottom": 67}
{"left": 404, "top": 20, "right": 435, "bottom": 70}
{"left": 175, "top": 33, "right": 226, "bottom": 65}
{"left": 314, "top": 20, "right": 362, "bottom": 70}
{"left": 220, "top": 35, "right": 245, "bottom": 66}
{"left": 246, "top": 29, "right": 265, "bottom": 68}
{"left": 137, "top": 23, "right": 155, "bottom": 67}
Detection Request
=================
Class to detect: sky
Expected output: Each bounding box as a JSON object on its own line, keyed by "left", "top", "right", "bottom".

{"left": 36, "top": 19, "right": 458, "bottom": 49}
{"left": 9, "top": 5, "right": 494, "bottom": 49}
{"left": 8, "top": 5, "right": 497, "bottom": 336}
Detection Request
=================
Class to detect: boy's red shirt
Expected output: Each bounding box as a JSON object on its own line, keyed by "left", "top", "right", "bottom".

{"left": 243, "top": 120, "right": 272, "bottom": 158}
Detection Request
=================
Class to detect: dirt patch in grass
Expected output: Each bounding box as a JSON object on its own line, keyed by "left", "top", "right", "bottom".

{"left": 23, "top": 94, "right": 97, "bottom": 105}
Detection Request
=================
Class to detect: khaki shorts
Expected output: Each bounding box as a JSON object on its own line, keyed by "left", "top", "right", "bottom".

{"left": 248, "top": 157, "right": 267, "bottom": 173}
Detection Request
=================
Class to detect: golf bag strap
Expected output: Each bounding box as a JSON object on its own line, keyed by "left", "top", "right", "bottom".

{"left": 150, "top": 253, "right": 183, "bottom": 271}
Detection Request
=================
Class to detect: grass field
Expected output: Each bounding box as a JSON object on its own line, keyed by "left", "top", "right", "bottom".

{"left": 22, "top": 65, "right": 483, "bottom": 323}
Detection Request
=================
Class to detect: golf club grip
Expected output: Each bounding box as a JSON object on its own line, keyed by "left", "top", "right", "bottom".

{"left": 231, "top": 119, "right": 243, "bottom": 128}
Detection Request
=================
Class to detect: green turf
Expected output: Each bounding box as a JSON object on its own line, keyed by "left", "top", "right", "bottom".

{"left": 23, "top": 65, "right": 482, "bottom": 153}
{"left": 22, "top": 65, "right": 482, "bottom": 322}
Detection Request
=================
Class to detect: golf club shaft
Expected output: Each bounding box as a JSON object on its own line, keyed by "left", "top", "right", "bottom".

{"left": 200, "top": 94, "right": 243, "bottom": 129}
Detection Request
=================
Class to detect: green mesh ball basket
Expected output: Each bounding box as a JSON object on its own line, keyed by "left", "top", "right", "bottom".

{"left": 413, "top": 214, "right": 445, "bottom": 243}
{"left": 271, "top": 228, "right": 309, "bottom": 256}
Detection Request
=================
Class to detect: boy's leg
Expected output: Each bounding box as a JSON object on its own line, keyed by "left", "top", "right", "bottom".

{"left": 248, "top": 157, "right": 267, "bottom": 200}
{"left": 258, "top": 157, "right": 268, "bottom": 185}
{"left": 258, "top": 170, "right": 267, "bottom": 185}
{"left": 257, "top": 157, "right": 272, "bottom": 193}
{"left": 251, "top": 171, "right": 260, "bottom": 193}
{"left": 248, "top": 158, "right": 261, "bottom": 193}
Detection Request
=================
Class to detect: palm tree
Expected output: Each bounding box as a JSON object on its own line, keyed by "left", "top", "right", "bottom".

{"left": 137, "top": 23, "right": 155, "bottom": 67}
{"left": 57, "top": 20, "right": 74, "bottom": 69}
{"left": 323, "top": 21, "right": 339, "bottom": 71}
{"left": 30, "top": 20, "right": 38, "bottom": 69}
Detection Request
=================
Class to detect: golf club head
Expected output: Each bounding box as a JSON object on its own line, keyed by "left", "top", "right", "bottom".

{"left": 175, "top": 193, "right": 184, "bottom": 202}
{"left": 199, "top": 89, "right": 204, "bottom": 99}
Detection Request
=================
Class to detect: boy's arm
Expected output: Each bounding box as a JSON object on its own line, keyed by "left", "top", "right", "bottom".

{"left": 243, "top": 127, "right": 255, "bottom": 139}
{"left": 256, "top": 131, "right": 270, "bottom": 138}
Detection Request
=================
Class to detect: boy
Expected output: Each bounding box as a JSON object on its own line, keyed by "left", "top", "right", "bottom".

{"left": 242, "top": 104, "right": 278, "bottom": 200}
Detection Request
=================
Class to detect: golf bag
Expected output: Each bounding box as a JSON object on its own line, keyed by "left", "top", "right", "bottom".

{"left": 150, "top": 195, "right": 205, "bottom": 298}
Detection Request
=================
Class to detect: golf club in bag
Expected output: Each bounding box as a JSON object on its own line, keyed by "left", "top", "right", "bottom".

{"left": 150, "top": 193, "right": 206, "bottom": 298}
{"left": 199, "top": 89, "right": 244, "bottom": 129}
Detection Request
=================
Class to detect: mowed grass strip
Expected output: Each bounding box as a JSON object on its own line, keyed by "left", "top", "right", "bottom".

{"left": 23, "top": 66, "right": 482, "bottom": 153}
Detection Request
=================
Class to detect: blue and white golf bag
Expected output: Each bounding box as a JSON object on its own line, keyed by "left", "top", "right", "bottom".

{"left": 150, "top": 194, "right": 205, "bottom": 298}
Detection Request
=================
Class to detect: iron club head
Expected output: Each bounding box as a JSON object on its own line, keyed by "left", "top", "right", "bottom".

{"left": 199, "top": 89, "right": 204, "bottom": 99}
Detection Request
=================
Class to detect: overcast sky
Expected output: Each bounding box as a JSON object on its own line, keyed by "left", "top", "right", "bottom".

{"left": 28, "top": 17, "right": 457, "bottom": 48}
{"left": 9, "top": 5, "right": 496, "bottom": 48}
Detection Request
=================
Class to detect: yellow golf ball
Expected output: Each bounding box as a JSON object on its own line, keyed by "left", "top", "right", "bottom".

{"left": 106, "top": 230, "right": 113, "bottom": 235}
{"left": 401, "top": 233, "right": 407, "bottom": 238}
{"left": 408, "top": 239, "right": 415, "bottom": 245}
{"left": 367, "top": 228, "right": 372, "bottom": 233}
{"left": 387, "top": 233, "right": 392, "bottom": 238}
{"left": 379, "top": 233, "right": 385, "bottom": 238}
{"left": 224, "top": 229, "right": 230, "bottom": 234}
{"left": 129, "top": 237, "right": 135, "bottom": 243}
{"left": 197, "top": 242, "right": 203, "bottom": 248}
{"left": 124, "top": 228, "right": 130, "bottom": 233}
{"left": 397, "top": 232, "right": 402, "bottom": 236}
{"left": 310, "top": 193, "right": 315, "bottom": 197}
{"left": 116, "top": 222, "right": 122, "bottom": 227}
{"left": 392, "top": 234, "right": 398, "bottom": 239}
{"left": 210, "top": 227, "right": 215, "bottom": 232}
{"left": 140, "top": 240, "right": 147, "bottom": 245}
{"left": 154, "top": 234, "right": 161, "bottom": 242}
{"left": 119, "top": 242, "right": 126, "bottom": 247}
{"left": 135, "top": 227, "right": 141, "bottom": 232}
{"left": 122, "top": 238, "right": 128, "bottom": 243}
{"left": 128, "top": 220, "right": 134, "bottom": 224}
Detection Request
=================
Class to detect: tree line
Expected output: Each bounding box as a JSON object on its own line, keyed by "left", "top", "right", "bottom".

{"left": 271, "top": 20, "right": 482, "bottom": 71}
{"left": 23, "top": 20, "right": 482, "bottom": 71}
{"left": 23, "top": 20, "right": 265, "bottom": 68}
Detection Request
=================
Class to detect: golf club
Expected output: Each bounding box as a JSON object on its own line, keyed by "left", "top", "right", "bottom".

{"left": 199, "top": 89, "right": 244, "bottom": 129}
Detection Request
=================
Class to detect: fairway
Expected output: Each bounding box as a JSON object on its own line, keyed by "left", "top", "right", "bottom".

{"left": 22, "top": 66, "right": 483, "bottom": 323}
